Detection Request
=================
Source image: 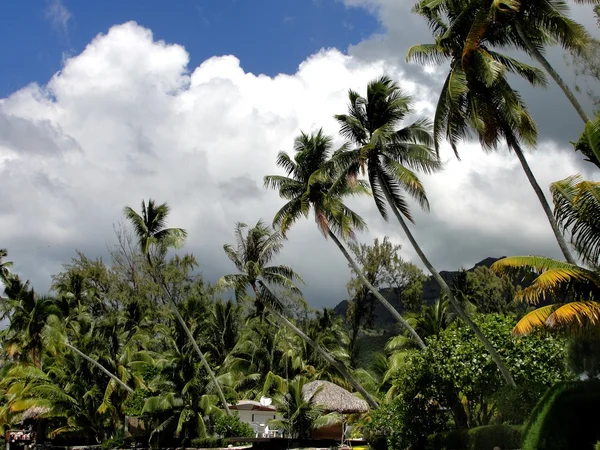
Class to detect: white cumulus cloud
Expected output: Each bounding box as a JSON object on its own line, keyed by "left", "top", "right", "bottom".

{"left": 0, "top": 21, "right": 591, "bottom": 307}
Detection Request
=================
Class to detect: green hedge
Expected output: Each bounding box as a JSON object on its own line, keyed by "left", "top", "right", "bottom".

{"left": 522, "top": 380, "right": 600, "bottom": 450}
{"left": 427, "top": 424, "right": 523, "bottom": 450}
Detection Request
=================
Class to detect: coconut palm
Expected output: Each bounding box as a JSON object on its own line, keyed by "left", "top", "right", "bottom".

{"left": 334, "top": 76, "right": 516, "bottom": 387}
{"left": 124, "top": 199, "right": 231, "bottom": 415}
{"left": 492, "top": 175, "right": 600, "bottom": 335}
{"left": 204, "top": 300, "right": 242, "bottom": 367}
{"left": 264, "top": 130, "right": 427, "bottom": 353}
{"left": 218, "top": 220, "right": 379, "bottom": 409}
{"left": 141, "top": 325, "right": 222, "bottom": 447}
{"left": 407, "top": 13, "right": 577, "bottom": 266}
{"left": 3, "top": 286, "right": 59, "bottom": 369}
{"left": 420, "top": 0, "right": 594, "bottom": 123}
{"left": 123, "top": 199, "right": 187, "bottom": 265}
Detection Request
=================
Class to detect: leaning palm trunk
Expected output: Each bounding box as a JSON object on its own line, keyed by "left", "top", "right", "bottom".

{"left": 514, "top": 21, "right": 590, "bottom": 124}
{"left": 511, "top": 142, "right": 577, "bottom": 265}
{"left": 152, "top": 271, "right": 231, "bottom": 415}
{"left": 254, "top": 282, "right": 379, "bottom": 410}
{"left": 65, "top": 342, "right": 134, "bottom": 394}
{"left": 326, "top": 229, "right": 427, "bottom": 350}
{"left": 379, "top": 181, "right": 517, "bottom": 387}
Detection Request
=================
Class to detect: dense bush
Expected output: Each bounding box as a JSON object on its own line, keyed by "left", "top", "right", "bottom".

{"left": 427, "top": 424, "right": 523, "bottom": 450}
{"left": 190, "top": 436, "right": 227, "bottom": 448}
{"left": 364, "top": 389, "right": 450, "bottom": 450}
{"left": 213, "top": 414, "right": 254, "bottom": 438}
{"left": 522, "top": 381, "right": 600, "bottom": 450}
{"left": 367, "top": 314, "right": 567, "bottom": 449}
{"left": 493, "top": 381, "right": 551, "bottom": 425}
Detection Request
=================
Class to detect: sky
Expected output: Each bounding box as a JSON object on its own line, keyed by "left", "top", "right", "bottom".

{"left": 0, "top": 0, "right": 598, "bottom": 308}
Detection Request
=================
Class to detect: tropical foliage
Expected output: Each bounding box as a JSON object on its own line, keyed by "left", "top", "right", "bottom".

{"left": 1, "top": 0, "right": 598, "bottom": 442}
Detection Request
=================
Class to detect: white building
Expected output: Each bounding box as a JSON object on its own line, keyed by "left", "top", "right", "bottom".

{"left": 228, "top": 398, "right": 283, "bottom": 437}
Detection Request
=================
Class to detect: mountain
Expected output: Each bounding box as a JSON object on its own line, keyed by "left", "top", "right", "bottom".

{"left": 332, "top": 256, "right": 505, "bottom": 326}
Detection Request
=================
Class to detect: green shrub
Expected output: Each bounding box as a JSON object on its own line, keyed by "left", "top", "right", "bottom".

{"left": 190, "top": 436, "right": 227, "bottom": 448}
{"left": 213, "top": 414, "right": 253, "bottom": 438}
{"left": 427, "top": 424, "right": 522, "bottom": 450}
{"left": 523, "top": 381, "right": 600, "bottom": 450}
{"left": 595, "top": 441, "right": 600, "bottom": 450}
{"left": 493, "top": 381, "right": 550, "bottom": 425}
{"left": 122, "top": 389, "right": 150, "bottom": 417}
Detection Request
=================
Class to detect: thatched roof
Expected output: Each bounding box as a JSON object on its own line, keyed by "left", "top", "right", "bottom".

{"left": 21, "top": 406, "right": 50, "bottom": 422}
{"left": 302, "top": 380, "right": 369, "bottom": 414}
{"left": 229, "top": 400, "right": 277, "bottom": 411}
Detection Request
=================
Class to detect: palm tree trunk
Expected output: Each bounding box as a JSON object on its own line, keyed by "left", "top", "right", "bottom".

{"left": 511, "top": 142, "right": 577, "bottom": 265}
{"left": 159, "top": 280, "right": 232, "bottom": 416}
{"left": 514, "top": 21, "right": 590, "bottom": 124}
{"left": 326, "top": 229, "right": 427, "bottom": 350}
{"left": 254, "top": 283, "right": 379, "bottom": 410}
{"left": 380, "top": 182, "right": 517, "bottom": 387}
{"left": 65, "top": 342, "right": 134, "bottom": 394}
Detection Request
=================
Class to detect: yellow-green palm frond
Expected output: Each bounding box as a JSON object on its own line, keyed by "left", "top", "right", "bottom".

{"left": 546, "top": 301, "right": 600, "bottom": 330}
{"left": 492, "top": 256, "right": 600, "bottom": 304}
{"left": 513, "top": 301, "right": 600, "bottom": 336}
{"left": 513, "top": 305, "right": 557, "bottom": 335}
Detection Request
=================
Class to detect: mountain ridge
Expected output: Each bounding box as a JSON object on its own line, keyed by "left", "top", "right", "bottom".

{"left": 332, "top": 256, "right": 506, "bottom": 326}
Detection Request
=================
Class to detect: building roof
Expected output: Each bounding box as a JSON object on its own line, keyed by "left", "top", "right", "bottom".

{"left": 302, "top": 380, "right": 370, "bottom": 414}
{"left": 229, "top": 400, "right": 277, "bottom": 412}
{"left": 20, "top": 406, "right": 50, "bottom": 422}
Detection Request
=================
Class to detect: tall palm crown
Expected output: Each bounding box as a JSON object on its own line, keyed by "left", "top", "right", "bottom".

{"left": 418, "top": 0, "right": 593, "bottom": 123}
{"left": 219, "top": 220, "right": 304, "bottom": 315}
{"left": 334, "top": 75, "right": 442, "bottom": 221}
{"left": 264, "top": 129, "right": 369, "bottom": 239}
{"left": 406, "top": 13, "right": 545, "bottom": 156}
{"left": 123, "top": 199, "right": 187, "bottom": 264}
{"left": 407, "top": 17, "right": 577, "bottom": 264}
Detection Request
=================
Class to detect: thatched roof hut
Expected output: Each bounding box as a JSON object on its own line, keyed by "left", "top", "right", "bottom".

{"left": 302, "top": 380, "right": 369, "bottom": 414}
{"left": 20, "top": 406, "right": 50, "bottom": 422}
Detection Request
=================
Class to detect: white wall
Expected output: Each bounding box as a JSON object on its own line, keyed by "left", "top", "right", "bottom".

{"left": 237, "top": 410, "right": 281, "bottom": 425}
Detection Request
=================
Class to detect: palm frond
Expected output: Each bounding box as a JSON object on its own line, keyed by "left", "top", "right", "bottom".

{"left": 406, "top": 43, "right": 448, "bottom": 66}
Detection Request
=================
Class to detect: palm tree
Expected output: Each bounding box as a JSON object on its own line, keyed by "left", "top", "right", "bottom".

{"left": 574, "top": 115, "right": 600, "bottom": 169}
{"left": 334, "top": 76, "right": 516, "bottom": 387}
{"left": 492, "top": 175, "right": 600, "bottom": 334}
{"left": 493, "top": 256, "right": 600, "bottom": 334}
{"left": 43, "top": 314, "right": 136, "bottom": 395}
{"left": 124, "top": 199, "right": 231, "bottom": 415}
{"left": 0, "top": 249, "right": 13, "bottom": 289}
{"left": 269, "top": 376, "right": 339, "bottom": 439}
{"left": 264, "top": 130, "right": 427, "bottom": 351}
{"left": 432, "top": 0, "right": 593, "bottom": 123}
{"left": 218, "top": 220, "right": 379, "bottom": 409}
{"left": 204, "top": 300, "right": 241, "bottom": 367}
{"left": 124, "top": 199, "right": 187, "bottom": 265}
{"left": 141, "top": 325, "right": 222, "bottom": 447}
{"left": 3, "top": 286, "right": 59, "bottom": 369}
{"left": 407, "top": 13, "right": 577, "bottom": 266}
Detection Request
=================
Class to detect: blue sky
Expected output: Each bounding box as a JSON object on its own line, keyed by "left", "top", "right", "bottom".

{"left": 0, "top": 0, "right": 380, "bottom": 97}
